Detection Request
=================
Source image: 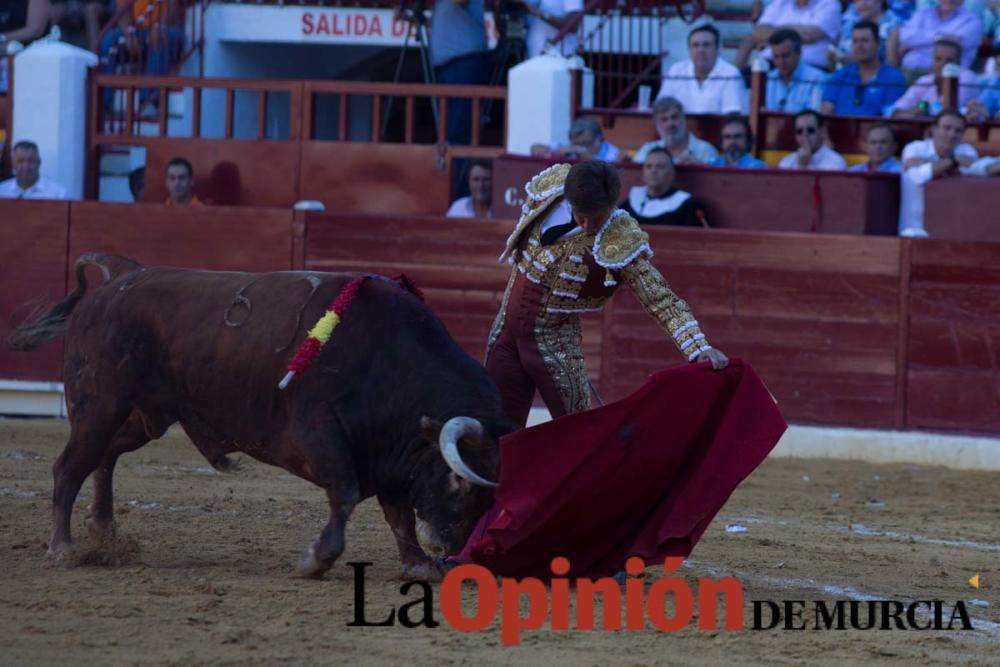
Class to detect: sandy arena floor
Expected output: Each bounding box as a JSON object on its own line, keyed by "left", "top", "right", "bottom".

{"left": 1, "top": 418, "right": 998, "bottom": 666}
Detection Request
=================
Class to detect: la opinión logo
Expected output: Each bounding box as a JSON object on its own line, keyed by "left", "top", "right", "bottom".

{"left": 347, "top": 557, "right": 975, "bottom": 646}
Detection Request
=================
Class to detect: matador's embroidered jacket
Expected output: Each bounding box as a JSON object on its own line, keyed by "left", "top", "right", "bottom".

{"left": 488, "top": 163, "right": 713, "bottom": 362}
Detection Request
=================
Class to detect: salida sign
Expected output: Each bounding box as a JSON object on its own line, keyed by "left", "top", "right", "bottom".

{"left": 299, "top": 8, "right": 498, "bottom": 47}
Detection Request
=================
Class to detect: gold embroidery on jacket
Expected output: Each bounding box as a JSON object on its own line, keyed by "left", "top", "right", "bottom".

{"left": 619, "top": 255, "right": 711, "bottom": 358}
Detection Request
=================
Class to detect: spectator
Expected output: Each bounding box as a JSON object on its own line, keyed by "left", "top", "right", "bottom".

{"left": 50, "top": 0, "right": 107, "bottom": 52}
{"left": 830, "top": 0, "right": 906, "bottom": 68}
{"left": 446, "top": 159, "right": 492, "bottom": 218}
{"left": 0, "top": 141, "right": 69, "bottom": 199}
{"left": 621, "top": 148, "right": 706, "bottom": 227}
{"left": 633, "top": 97, "right": 719, "bottom": 165}
{"left": 0, "top": 0, "right": 51, "bottom": 93}
{"left": 736, "top": 0, "right": 842, "bottom": 71}
{"left": 429, "top": 0, "right": 491, "bottom": 146}
{"left": 966, "top": 55, "right": 1000, "bottom": 120}
{"left": 821, "top": 21, "right": 907, "bottom": 115}
{"left": 99, "top": 0, "right": 186, "bottom": 108}
{"left": 0, "top": 0, "right": 50, "bottom": 46}
{"left": 531, "top": 117, "right": 621, "bottom": 162}
{"left": 128, "top": 166, "right": 145, "bottom": 202}
{"left": 764, "top": 30, "right": 828, "bottom": 112}
{"left": 849, "top": 123, "right": 902, "bottom": 171}
{"left": 889, "top": 38, "right": 978, "bottom": 116}
{"left": 710, "top": 114, "right": 769, "bottom": 168}
{"left": 518, "top": 0, "right": 583, "bottom": 58}
{"left": 898, "top": 108, "right": 977, "bottom": 236}
{"left": 778, "top": 110, "right": 848, "bottom": 169}
{"left": 656, "top": 24, "right": 747, "bottom": 114}
{"left": 164, "top": 157, "right": 201, "bottom": 206}
{"left": 964, "top": 155, "right": 1000, "bottom": 175}
{"left": 890, "top": 0, "right": 983, "bottom": 72}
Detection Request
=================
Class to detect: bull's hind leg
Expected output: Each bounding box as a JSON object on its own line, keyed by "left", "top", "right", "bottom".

{"left": 50, "top": 401, "right": 131, "bottom": 554}
{"left": 88, "top": 411, "right": 167, "bottom": 536}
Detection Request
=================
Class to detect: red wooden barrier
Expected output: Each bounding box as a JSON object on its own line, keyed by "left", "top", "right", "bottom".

{"left": 602, "top": 228, "right": 904, "bottom": 428}
{"left": 923, "top": 177, "right": 1000, "bottom": 243}
{"left": 906, "top": 239, "right": 1000, "bottom": 433}
{"left": 0, "top": 200, "right": 69, "bottom": 382}
{"left": 298, "top": 144, "right": 452, "bottom": 216}
{"left": 2, "top": 204, "right": 999, "bottom": 436}
{"left": 68, "top": 202, "right": 295, "bottom": 272}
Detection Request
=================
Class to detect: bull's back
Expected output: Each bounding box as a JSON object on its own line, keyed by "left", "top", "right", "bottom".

{"left": 64, "top": 268, "right": 358, "bottom": 426}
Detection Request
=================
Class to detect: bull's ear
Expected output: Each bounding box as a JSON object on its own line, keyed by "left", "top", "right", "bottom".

{"left": 419, "top": 416, "right": 442, "bottom": 445}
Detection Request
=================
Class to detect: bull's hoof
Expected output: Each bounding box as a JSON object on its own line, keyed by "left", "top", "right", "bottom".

{"left": 47, "top": 540, "right": 79, "bottom": 557}
{"left": 296, "top": 542, "right": 332, "bottom": 579}
{"left": 87, "top": 520, "right": 116, "bottom": 539}
{"left": 401, "top": 560, "right": 444, "bottom": 582}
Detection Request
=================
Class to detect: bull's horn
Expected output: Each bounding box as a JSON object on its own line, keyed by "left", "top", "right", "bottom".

{"left": 439, "top": 417, "right": 498, "bottom": 488}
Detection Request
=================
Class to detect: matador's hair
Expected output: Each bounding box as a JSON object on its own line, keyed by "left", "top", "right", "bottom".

{"left": 564, "top": 161, "right": 621, "bottom": 214}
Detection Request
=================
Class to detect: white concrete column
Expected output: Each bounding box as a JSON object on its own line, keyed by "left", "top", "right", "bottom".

{"left": 506, "top": 54, "right": 582, "bottom": 155}
{"left": 12, "top": 41, "right": 97, "bottom": 199}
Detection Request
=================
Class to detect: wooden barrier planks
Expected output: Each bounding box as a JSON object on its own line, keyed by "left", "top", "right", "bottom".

{"left": 600, "top": 229, "right": 904, "bottom": 428}
{"left": 68, "top": 202, "right": 295, "bottom": 272}
{"left": 905, "top": 240, "right": 1000, "bottom": 433}
{"left": 2, "top": 203, "right": 998, "bottom": 435}
{"left": 0, "top": 200, "right": 69, "bottom": 382}
{"left": 923, "top": 178, "right": 1000, "bottom": 242}
{"left": 299, "top": 143, "right": 451, "bottom": 216}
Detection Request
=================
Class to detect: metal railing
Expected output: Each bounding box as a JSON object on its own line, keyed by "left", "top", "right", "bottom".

{"left": 574, "top": 0, "right": 705, "bottom": 109}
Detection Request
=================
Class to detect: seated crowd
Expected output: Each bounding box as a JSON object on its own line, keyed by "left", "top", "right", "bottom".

{"left": 516, "top": 9, "right": 1000, "bottom": 238}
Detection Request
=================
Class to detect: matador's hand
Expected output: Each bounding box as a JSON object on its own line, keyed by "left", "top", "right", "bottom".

{"left": 696, "top": 347, "right": 729, "bottom": 370}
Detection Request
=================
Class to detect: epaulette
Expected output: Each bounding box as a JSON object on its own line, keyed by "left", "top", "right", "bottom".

{"left": 592, "top": 209, "right": 653, "bottom": 269}
{"left": 499, "top": 164, "right": 572, "bottom": 264}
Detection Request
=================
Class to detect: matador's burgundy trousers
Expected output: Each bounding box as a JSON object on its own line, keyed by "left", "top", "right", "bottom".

{"left": 485, "top": 272, "right": 590, "bottom": 428}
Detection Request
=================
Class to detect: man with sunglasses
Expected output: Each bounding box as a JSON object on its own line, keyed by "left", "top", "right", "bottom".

{"left": 778, "top": 110, "right": 848, "bottom": 169}
{"left": 820, "top": 21, "right": 906, "bottom": 116}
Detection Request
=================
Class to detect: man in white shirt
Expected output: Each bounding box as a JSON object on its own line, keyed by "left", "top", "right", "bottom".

{"left": 446, "top": 159, "right": 493, "bottom": 219}
{"left": 656, "top": 24, "right": 747, "bottom": 114}
{"left": 899, "top": 108, "right": 978, "bottom": 237}
{"left": 0, "top": 141, "right": 69, "bottom": 200}
{"left": 778, "top": 110, "right": 848, "bottom": 170}
{"left": 633, "top": 96, "right": 719, "bottom": 165}
{"left": 519, "top": 0, "right": 584, "bottom": 58}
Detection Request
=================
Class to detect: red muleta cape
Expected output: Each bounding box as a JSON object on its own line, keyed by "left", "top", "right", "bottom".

{"left": 465, "top": 359, "right": 787, "bottom": 579}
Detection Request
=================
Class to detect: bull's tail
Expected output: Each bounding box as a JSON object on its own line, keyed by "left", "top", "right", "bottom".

{"left": 6, "top": 253, "right": 143, "bottom": 351}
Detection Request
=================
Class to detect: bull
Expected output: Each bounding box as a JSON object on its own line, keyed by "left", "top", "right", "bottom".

{"left": 8, "top": 253, "right": 509, "bottom": 580}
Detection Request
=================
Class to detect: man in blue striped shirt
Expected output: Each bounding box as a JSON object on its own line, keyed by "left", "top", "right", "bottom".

{"left": 765, "top": 29, "right": 827, "bottom": 112}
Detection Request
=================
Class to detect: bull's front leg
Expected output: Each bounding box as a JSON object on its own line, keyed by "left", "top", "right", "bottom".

{"left": 378, "top": 496, "right": 443, "bottom": 582}
{"left": 298, "top": 486, "right": 357, "bottom": 579}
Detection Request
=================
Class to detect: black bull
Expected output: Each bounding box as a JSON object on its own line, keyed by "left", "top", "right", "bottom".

{"left": 7, "top": 253, "right": 512, "bottom": 580}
